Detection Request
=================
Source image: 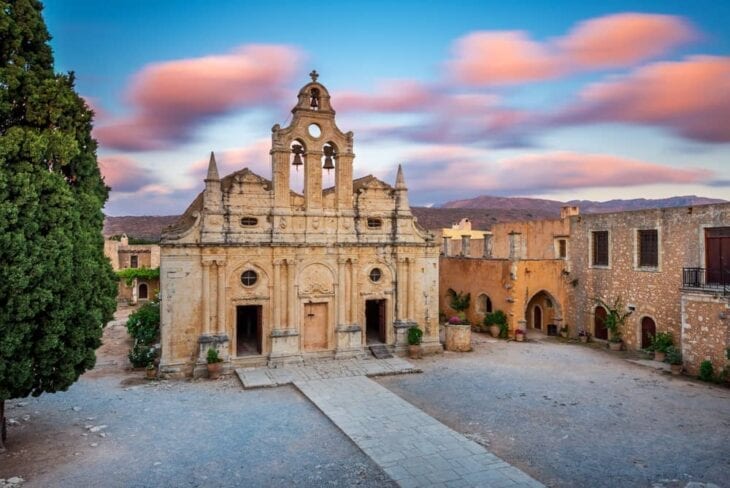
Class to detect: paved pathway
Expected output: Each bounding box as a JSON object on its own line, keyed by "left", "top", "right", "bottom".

{"left": 236, "top": 357, "right": 420, "bottom": 388}
{"left": 295, "top": 376, "right": 545, "bottom": 488}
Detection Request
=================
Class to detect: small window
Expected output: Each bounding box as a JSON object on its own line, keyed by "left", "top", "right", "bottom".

{"left": 369, "top": 268, "right": 382, "bottom": 283}
{"left": 638, "top": 229, "right": 658, "bottom": 268}
{"left": 130, "top": 255, "right": 138, "bottom": 268}
{"left": 367, "top": 218, "right": 382, "bottom": 229}
{"left": 477, "top": 294, "right": 492, "bottom": 314}
{"left": 241, "top": 217, "right": 258, "bottom": 227}
{"left": 592, "top": 231, "right": 609, "bottom": 266}
{"left": 241, "top": 270, "right": 258, "bottom": 287}
{"left": 558, "top": 239, "right": 567, "bottom": 259}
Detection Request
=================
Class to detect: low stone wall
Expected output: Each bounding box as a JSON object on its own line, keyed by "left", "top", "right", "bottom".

{"left": 681, "top": 291, "right": 730, "bottom": 376}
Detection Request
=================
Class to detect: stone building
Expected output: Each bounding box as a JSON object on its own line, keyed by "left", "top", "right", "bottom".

{"left": 104, "top": 234, "right": 160, "bottom": 303}
{"left": 440, "top": 203, "right": 730, "bottom": 376}
{"left": 159, "top": 73, "right": 440, "bottom": 377}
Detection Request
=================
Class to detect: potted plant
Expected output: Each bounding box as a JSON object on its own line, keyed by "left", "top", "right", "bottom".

{"left": 578, "top": 329, "right": 589, "bottom": 343}
{"left": 650, "top": 332, "right": 673, "bottom": 362}
{"left": 407, "top": 326, "right": 423, "bottom": 359}
{"left": 206, "top": 347, "right": 223, "bottom": 379}
{"left": 594, "top": 296, "right": 632, "bottom": 351}
{"left": 514, "top": 328, "right": 525, "bottom": 342}
{"left": 145, "top": 363, "right": 156, "bottom": 380}
{"left": 447, "top": 288, "right": 471, "bottom": 323}
{"left": 560, "top": 326, "right": 569, "bottom": 338}
{"left": 484, "top": 310, "right": 507, "bottom": 338}
{"left": 666, "top": 346, "right": 682, "bottom": 375}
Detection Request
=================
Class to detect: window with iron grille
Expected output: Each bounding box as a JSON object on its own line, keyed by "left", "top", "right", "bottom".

{"left": 130, "top": 255, "right": 138, "bottom": 268}
{"left": 638, "top": 229, "right": 658, "bottom": 267}
{"left": 592, "top": 231, "right": 609, "bottom": 266}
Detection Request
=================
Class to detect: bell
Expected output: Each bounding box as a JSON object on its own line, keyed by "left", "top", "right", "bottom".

{"left": 310, "top": 96, "right": 319, "bottom": 109}
{"left": 291, "top": 144, "right": 304, "bottom": 171}
{"left": 322, "top": 145, "right": 335, "bottom": 172}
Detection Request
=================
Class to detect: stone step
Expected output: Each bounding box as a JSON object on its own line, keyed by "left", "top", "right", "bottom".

{"left": 369, "top": 344, "right": 394, "bottom": 359}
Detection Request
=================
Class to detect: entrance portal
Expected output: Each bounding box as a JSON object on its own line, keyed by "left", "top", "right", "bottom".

{"left": 303, "top": 302, "right": 328, "bottom": 351}
{"left": 594, "top": 306, "right": 608, "bottom": 340}
{"left": 641, "top": 317, "right": 656, "bottom": 349}
{"left": 533, "top": 306, "right": 542, "bottom": 330}
{"left": 365, "top": 299, "right": 386, "bottom": 344}
{"left": 236, "top": 305, "right": 262, "bottom": 356}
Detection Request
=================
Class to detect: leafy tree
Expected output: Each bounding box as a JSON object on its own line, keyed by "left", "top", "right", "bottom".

{"left": 0, "top": 0, "right": 117, "bottom": 450}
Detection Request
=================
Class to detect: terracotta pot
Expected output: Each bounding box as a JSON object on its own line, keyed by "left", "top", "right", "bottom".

{"left": 560, "top": 331, "right": 568, "bottom": 338}
{"left": 489, "top": 325, "right": 501, "bottom": 338}
{"left": 207, "top": 362, "right": 222, "bottom": 379}
{"left": 654, "top": 351, "right": 666, "bottom": 362}
{"left": 515, "top": 334, "right": 525, "bottom": 342}
{"left": 408, "top": 344, "right": 423, "bottom": 359}
{"left": 145, "top": 367, "right": 156, "bottom": 380}
{"left": 609, "top": 341, "right": 622, "bottom": 351}
{"left": 670, "top": 364, "right": 682, "bottom": 375}
{"left": 579, "top": 336, "right": 588, "bottom": 343}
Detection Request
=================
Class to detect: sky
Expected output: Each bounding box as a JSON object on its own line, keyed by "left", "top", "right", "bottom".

{"left": 43, "top": 0, "right": 730, "bottom": 215}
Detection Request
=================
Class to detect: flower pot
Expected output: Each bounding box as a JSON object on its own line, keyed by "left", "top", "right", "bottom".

{"left": 515, "top": 334, "right": 525, "bottom": 342}
{"left": 579, "top": 336, "right": 588, "bottom": 343}
{"left": 489, "top": 325, "right": 501, "bottom": 338}
{"left": 609, "top": 341, "right": 622, "bottom": 351}
{"left": 145, "top": 367, "right": 156, "bottom": 380}
{"left": 654, "top": 351, "right": 666, "bottom": 362}
{"left": 560, "top": 331, "right": 568, "bottom": 338}
{"left": 670, "top": 364, "right": 682, "bottom": 375}
{"left": 408, "top": 344, "right": 423, "bottom": 359}
{"left": 207, "top": 362, "right": 222, "bottom": 379}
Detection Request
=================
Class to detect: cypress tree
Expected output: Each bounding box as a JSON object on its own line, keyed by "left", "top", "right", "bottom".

{"left": 0, "top": 0, "right": 118, "bottom": 450}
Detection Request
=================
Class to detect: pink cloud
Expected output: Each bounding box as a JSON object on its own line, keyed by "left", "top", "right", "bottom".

{"left": 556, "top": 56, "right": 730, "bottom": 142}
{"left": 336, "top": 80, "right": 433, "bottom": 112}
{"left": 187, "top": 140, "right": 272, "bottom": 181}
{"left": 449, "top": 13, "right": 696, "bottom": 86}
{"left": 95, "top": 45, "right": 302, "bottom": 151}
{"left": 98, "top": 155, "right": 157, "bottom": 193}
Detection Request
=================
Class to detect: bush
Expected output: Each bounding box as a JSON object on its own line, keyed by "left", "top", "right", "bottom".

{"left": 650, "top": 332, "right": 673, "bottom": 353}
{"left": 484, "top": 310, "right": 509, "bottom": 338}
{"left": 126, "top": 302, "right": 160, "bottom": 345}
{"left": 207, "top": 348, "right": 222, "bottom": 364}
{"left": 448, "top": 316, "right": 464, "bottom": 325}
{"left": 665, "top": 346, "right": 682, "bottom": 365}
{"left": 128, "top": 342, "right": 156, "bottom": 368}
{"left": 699, "top": 360, "right": 714, "bottom": 382}
{"left": 407, "top": 326, "right": 423, "bottom": 346}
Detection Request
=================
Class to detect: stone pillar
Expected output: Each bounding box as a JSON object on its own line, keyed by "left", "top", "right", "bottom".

{"left": 395, "top": 258, "right": 404, "bottom": 320}
{"left": 483, "top": 233, "right": 492, "bottom": 258}
{"left": 337, "top": 258, "right": 347, "bottom": 325}
{"left": 406, "top": 258, "right": 414, "bottom": 320}
{"left": 442, "top": 237, "right": 451, "bottom": 256}
{"left": 461, "top": 235, "right": 471, "bottom": 257}
{"left": 201, "top": 261, "right": 211, "bottom": 335}
{"left": 349, "top": 259, "right": 358, "bottom": 324}
{"left": 216, "top": 259, "right": 226, "bottom": 334}
{"left": 273, "top": 260, "right": 282, "bottom": 329}
{"left": 287, "top": 259, "right": 296, "bottom": 329}
{"left": 304, "top": 150, "right": 323, "bottom": 210}
{"left": 131, "top": 277, "right": 138, "bottom": 305}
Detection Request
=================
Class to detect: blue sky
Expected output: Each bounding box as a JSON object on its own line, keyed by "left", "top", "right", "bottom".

{"left": 44, "top": 1, "right": 730, "bottom": 215}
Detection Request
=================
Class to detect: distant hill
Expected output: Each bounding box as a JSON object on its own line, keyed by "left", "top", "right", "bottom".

{"left": 105, "top": 195, "right": 726, "bottom": 243}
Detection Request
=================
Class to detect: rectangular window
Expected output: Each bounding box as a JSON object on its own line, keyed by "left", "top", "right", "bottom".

{"left": 592, "top": 231, "right": 609, "bottom": 266}
{"left": 558, "top": 239, "right": 567, "bottom": 259}
{"left": 638, "top": 229, "right": 658, "bottom": 268}
{"left": 130, "top": 255, "right": 138, "bottom": 268}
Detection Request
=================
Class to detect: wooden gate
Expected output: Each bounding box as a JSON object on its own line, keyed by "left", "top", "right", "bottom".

{"left": 303, "top": 302, "right": 328, "bottom": 351}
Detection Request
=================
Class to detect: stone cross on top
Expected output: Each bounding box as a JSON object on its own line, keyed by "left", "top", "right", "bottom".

{"left": 309, "top": 70, "right": 319, "bottom": 82}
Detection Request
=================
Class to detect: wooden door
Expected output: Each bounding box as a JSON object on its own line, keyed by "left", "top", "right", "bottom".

{"left": 303, "top": 302, "right": 328, "bottom": 351}
{"left": 641, "top": 317, "right": 656, "bottom": 349}
{"left": 594, "top": 306, "right": 608, "bottom": 340}
{"left": 533, "top": 306, "right": 542, "bottom": 330}
{"left": 706, "top": 228, "right": 730, "bottom": 284}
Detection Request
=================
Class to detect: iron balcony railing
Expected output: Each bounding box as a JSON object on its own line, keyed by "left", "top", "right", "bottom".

{"left": 682, "top": 267, "right": 729, "bottom": 295}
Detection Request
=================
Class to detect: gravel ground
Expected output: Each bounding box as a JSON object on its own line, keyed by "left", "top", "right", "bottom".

{"left": 377, "top": 333, "right": 730, "bottom": 488}
{"left": 0, "top": 308, "right": 395, "bottom": 488}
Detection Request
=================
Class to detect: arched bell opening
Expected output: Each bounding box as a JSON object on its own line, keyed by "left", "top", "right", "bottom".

{"left": 289, "top": 139, "right": 306, "bottom": 194}
{"left": 321, "top": 141, "right": 338, "bottom": 190}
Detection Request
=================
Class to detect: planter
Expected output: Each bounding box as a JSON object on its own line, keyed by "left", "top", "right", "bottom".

{"left": 515, "top": 334, "right": 525, "bottom": 342}
{"left": 489, "top": 325, "right": 501, "bottom": 338}
{"left": 670, "top": 364, "right": 682, "bottom": 375}
{"left": 207, "top": 362, "right": 222, "bottom": 379}
{"left": 445, "top": 323, "right": 472, "bottom": 352}
{"left": 408, "top": 344, "right": 423, "bottom": 359}
{"left": 579, "top": 336, "right": 588, "bottom": 343}
{"left": 145, "top": 367, "right": 156, "bottom": 380}
{"left": 608, "top": 341, "right": 622, "bottom": 351}
{"left": 654, "top": 351, "right": 666, "bottom": 362}
{"left": 560, "top": 331, "right": 568, "bottom": 338}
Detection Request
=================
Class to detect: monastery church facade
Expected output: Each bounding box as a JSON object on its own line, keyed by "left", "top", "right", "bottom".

{"left": 159, "top": 73, "right": 440, "bottom": 377}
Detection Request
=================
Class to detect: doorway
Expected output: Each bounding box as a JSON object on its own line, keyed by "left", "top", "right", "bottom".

{"left": 303, "top": 302, "right": 328, "bottom": 351}
{"left": 236, "top": 305, "right": 262, "bottom": 356}
{"left": 365, "top": 299, "right": 386, "bottom": 344}
{"left": 594, "top": 306, "right": 608, "bottom": 340}
{"left": 641, "top": 317, "right": 656, "bottom": 349}
{"left": 533, "top": 305, "right": 542, "bottom": 330}
{"left": 138, "top": 283, "right": 148, "bottom": 300}
{"left": 706, "top": 227, "right": 730, "bottom": 285}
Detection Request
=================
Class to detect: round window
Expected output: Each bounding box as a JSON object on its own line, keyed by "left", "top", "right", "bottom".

{"left": 241, "top": 270, "right": 258, "bottom": 287}
{"left": 308, "top": 123, "right": 321, "bottom": 138}
{"left": 369, "top": 268, "right": 382, "bottom": 283}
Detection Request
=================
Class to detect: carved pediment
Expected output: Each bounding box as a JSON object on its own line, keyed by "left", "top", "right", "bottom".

{"left": 298, "top": 263, "right": 334, "bottom": 296}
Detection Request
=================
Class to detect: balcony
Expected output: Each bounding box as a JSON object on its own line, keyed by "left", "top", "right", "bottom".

{"left": 682, "top": 267, "right": 729, "bottom": 295}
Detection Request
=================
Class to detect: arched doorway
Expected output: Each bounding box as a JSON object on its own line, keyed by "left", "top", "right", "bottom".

{"left": 533, "top": 305, "right": 542, "bottom": 330}
{"left": 594, "top": 306, "right": 608, "bottom": 340}
{"left": 641, "top": 317, "right": 656, "bottom": 349}
{"left": 138, "top": 283, "right": 148, "bottom": 300}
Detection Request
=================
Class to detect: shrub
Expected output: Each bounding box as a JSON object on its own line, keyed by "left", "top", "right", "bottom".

{"left": 448, "top": 316, "right": 463, "bottom": 325}
{"left": 665, "top": 346, "right": 682, "bottom": 365}
{"left": 447, "top": 289, "right": 471, "bottom": 315}
{"left": 207, "top": 347, "right": 222, "bottom": 364}
{"left": 128, "top": 342, "right": 156, "bottom": 368}
{"left": 699, "top": 360, "right": 714, "bottom": 382}
{"left": 650, "top": 332, "right": 673, "bottom": 353}
{"left": 484, "top": 310, "right": 507, "bottom": 327}
{"left": 126, "top": 302, "right": 160, "bottom": 345}
{"left": 407, "top": 326, "right": 423, "bottom": 346}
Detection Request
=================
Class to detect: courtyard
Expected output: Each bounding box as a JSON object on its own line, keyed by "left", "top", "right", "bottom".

{"left": 1, "top": 319, "right": 728, "bottom": 487}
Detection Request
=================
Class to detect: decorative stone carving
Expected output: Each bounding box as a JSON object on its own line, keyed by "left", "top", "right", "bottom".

{"left": 299, "top": 263, "right": 334, "bottom": 296}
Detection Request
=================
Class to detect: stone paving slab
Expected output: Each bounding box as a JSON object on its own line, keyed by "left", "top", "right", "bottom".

{"left": 295, "top": 376, "right": 545, "bottom": 488}
{"left": 627, "top": 359, "right": 671, "bottom": 372}
{"left": 236, "top": 356, "right": 420, "bottom": 389}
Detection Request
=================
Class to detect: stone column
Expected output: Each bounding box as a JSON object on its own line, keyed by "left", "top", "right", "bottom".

{"left": 287, "top": 259, "right": 296, "bottom": 329}
{"left": 442, "top": 237, "right": 451, "bottom": 256}
{"left": 349, "top": 259, "right": 358, "bottom": 324}
{"left": 201, "top": 261, "right": 211, "bottom": 335}
{"left": 395, "top": 258, "right": 404, "bottom": 320}
{"left": 216, "top": 259, "right": 226, "bottom": 334}
{"left": 337, "top": 258, "right": 347, "bottom": 325}
{"left": 483, "top": 233, "right": 492, "bottom": 258}
{"left": 406, "top": 258, "right": 414, "bottom": 320}
{"left": 273, "top": 260, "right": 282, "bottom": 329}
{"left": 461, "top": 235, "right": 471, "bottom": 257}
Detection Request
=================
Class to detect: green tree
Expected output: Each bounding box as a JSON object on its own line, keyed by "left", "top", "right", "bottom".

{"left": 0, "top": 0, "right": 117, "bottom": 450}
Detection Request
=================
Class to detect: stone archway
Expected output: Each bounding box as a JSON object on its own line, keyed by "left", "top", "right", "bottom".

{"left": 525, "top": 290, "right": 563, "bottom": 336}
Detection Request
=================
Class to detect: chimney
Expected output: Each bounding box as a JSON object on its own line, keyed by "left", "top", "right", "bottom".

{"left": 560, "top": 206, "right": 580, "bottom": 219}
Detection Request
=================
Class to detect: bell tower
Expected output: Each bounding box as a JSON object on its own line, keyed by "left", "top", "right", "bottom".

{"left": 270, "top": 71, "right": 355, "bottom": 212}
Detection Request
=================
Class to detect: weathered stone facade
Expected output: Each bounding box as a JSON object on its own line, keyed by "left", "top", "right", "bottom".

{"left": 681, "top": 291, "right": 730, "bottom": 375}
{"left": 159, "top": 75, "right": 440, "bottom": 377}
{"left": 104, "top": 234, "right": 160, "bottom": 303}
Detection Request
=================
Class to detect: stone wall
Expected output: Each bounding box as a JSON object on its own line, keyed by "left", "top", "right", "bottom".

{"left": 681, "top": 291, "right": 730, "bottom": 375}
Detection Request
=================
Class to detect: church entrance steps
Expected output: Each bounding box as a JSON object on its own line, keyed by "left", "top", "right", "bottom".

{"left": 369, "top": 343, "right": 394, "bottom": 359}
{"left": 236, "top": 357, "right": 419, "bottom": 389}
{"left": 295, "top": 376, "right": 545, "bottom": 488}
